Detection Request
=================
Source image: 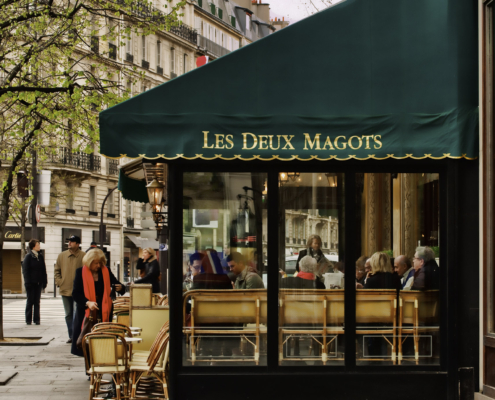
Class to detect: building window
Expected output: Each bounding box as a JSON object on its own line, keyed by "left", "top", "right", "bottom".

{"left": 183, "top": 53, "right": 188, "bottom": 73}
{"left": 157, "top": 41, "right": 161, "bottom": 67}
{"left": 171, "top": 48, "right": 175, "bottom": 73}
{"left": 246, "top": 13, "right": 251, "bottom": 31}
{"left": 142, "top": 83, "right": 148, "bottom": 92}
{"left": 142, "top": 35, "right": 146, "bottom": 61}
{"left": 126, "top": 80, "right": 132, "bottom": 96}
{"left": 66, "top": 183, "right": 74, "bottom": 210}
{"left": 108, "top": 189, "right": 114, "bottom": 214}
{"left": 127, "top": 200, "right": 133, "bottom": 218}
{"left": 89, "top": 185, "right": 96, "bottom": 212}
{"left": 126, "top": 32, "right": 132, "bottom": 54}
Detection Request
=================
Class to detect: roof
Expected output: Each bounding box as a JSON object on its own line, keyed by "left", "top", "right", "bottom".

{"left": 100, "top": 0, "right": 478, "bottom": 161}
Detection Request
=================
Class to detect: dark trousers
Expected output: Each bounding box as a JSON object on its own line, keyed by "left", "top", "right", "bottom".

{"left": 25, "top": 282, "right": 43, "bottom": 324}
{"left": 62, "top": 295, "right": 75, "bottom": 338}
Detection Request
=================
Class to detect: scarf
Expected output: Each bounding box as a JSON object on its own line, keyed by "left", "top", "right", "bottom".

{"left": 31, "top": 249, "right": 39, "bottom": 259}
{"left": 297, "top": 271, "right": 315, "bottom": 280}
{"left": 82, "top": 265, "right": 111, "bottom": 326}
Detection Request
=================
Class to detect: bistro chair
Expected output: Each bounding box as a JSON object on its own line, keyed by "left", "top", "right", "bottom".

{"left": 157, "top": 295, "right": 169, "bottom": 306}
{"left": 129, "top": 333, "right": 170, "bottom": 400}
{"left": 130, "top": 284, "right": 153, "bottom": 308}
{"left": 398, "top": 290, "right": 440, "bottom": 365}
{"left": 83, "top": 332, "right": 129, "bottom": 400}
{"left": 355, "top": 289, "right": 398, "bottom": 364}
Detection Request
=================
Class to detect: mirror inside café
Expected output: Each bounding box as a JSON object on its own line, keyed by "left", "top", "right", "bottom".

{"left": 182, "top": 172, "right": 267, "bottom": 366}
{"left": 355, "top": 173, "right": 440, "bottom": 366}
{"left": 278, "top": 172, "right": 345, "bottom": 366}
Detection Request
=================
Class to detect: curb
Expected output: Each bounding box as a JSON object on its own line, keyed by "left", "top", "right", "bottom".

{"left": 3, "top": 294, "right": 58, "bottom": 299}
{"left": 0, "top": 336, "right": 54, "bottom": 347}
{"left": 0, "top": 371, "right": 18, "bottom": 386}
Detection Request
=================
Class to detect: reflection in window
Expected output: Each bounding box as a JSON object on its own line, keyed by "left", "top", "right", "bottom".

{"left": 355, "top": 173, "right": 440, "bottom": 366}
{"left": 279, "top": 172, "right": 345, "bottom": 366}
{"left": 182, "top": 172, "right": 267, "bottom": 366}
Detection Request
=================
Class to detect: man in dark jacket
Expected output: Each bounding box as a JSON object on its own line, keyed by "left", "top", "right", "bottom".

{"left": 22, "top": 239, "right": 48, "bottom": 325}
{"left": 411, "top": 246, "right": 439, "bottom": 291}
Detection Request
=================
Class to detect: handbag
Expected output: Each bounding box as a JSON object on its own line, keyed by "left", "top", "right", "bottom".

{"left": 76, "top": 308, "right": 99, "bottom": 349}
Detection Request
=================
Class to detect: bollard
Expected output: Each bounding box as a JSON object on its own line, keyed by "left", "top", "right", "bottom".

{"left": 459, "top": 367, "right": 474, "bottom": 400}
{"left": 53, "top": 262, "right": 56, "bottom": 298}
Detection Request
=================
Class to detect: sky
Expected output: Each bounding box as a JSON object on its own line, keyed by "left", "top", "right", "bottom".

{"left": 266, "top": 0, "right": 340, "bottom": 23}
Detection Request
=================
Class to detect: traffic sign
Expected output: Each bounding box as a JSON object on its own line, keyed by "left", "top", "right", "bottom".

{"left": 35, "top": 204, "right": 41, "bottom": 223}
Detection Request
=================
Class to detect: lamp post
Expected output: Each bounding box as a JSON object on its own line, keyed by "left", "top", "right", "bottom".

{"left": 146, "top": 179, "right": 169, "bottom": 294}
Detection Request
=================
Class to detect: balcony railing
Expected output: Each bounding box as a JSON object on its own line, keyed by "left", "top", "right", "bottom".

{"left": 198, "top": 34, "right": 230, "bottom": 58}
{"left": 170, "top": 23, "right": 198, "bottom": 44}
{"left": 142, "top": 59, "right": 150, "bottom": 69}
{"left": 117, "top": 0, "right": 197, "bottom": 45}
{"left": 157, "top": 66, "right": 163, "bottom": 75}
{"left": 127, "top": 217, "right": 134, "bottom": 228}
{"left": 126, "top": 53, "right": 134, "bottom": 63}
{"left": 170, "top": 72, "right": 177, "bottom": 79}
{"left": 52, "top": 148, "right": 101, "bottom": 172}
{"left": 108, "top": 159, "right": 119, "bottom": 175}
{"left": 109, "top": 43, "right": 117, "bottom": 60}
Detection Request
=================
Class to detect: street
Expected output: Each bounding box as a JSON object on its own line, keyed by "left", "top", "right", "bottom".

{"left": 0, "top": 297, "right": 89, "bottom": 400}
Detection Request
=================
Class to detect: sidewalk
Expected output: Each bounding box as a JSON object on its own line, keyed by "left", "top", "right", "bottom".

{"left": 0, "top": 297, "right": 89, "bottom": 400}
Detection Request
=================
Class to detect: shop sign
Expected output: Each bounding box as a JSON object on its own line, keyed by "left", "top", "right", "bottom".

{"left": 4, "top": 227, "right": 45, "bottom": 242}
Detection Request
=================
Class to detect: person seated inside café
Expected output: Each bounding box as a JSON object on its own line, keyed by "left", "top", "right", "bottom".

{"left": 355, "top": 255, "right": 368, "bottom": 288}
{"left": 411, "top": 246, "right": 439, "bottom": 290}
{"left": 183, "top": 252, "right": 205, "bottom": 291}
{"left": 227, "top": 251, "right": 264, "bottom": 289}
{"left": 364, "top": 252, "right": 401, "bottom": 290}
{"left": 191, "top": 249, "right": 233, "bottom": 290}
{"left": 280, "top": 255, "right": 325, "bottom": 289}
{"left": 295, "top": 234, "right": 332, "bottom": 283}
{"left": 394, "top": 255, "right": 415, "bottom": 290}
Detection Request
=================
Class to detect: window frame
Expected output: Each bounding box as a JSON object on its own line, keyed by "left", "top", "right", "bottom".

{"left": 169, "top": 160, "right": 452, "bottom": 380}
{"left": 89, "top": 185, "right": 96, "bottom": 212}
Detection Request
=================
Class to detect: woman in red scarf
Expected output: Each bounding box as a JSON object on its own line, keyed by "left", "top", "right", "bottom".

{"left": 71, "top": 249, "right": 125, "bottom": 357}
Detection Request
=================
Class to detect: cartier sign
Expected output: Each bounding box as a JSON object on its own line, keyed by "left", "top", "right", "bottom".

{"left": 3, "top": 227, "right": 45, "bottom": 242}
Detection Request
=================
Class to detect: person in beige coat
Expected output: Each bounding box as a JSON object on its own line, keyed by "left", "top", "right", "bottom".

{"left": 54, "top": 235, "right": 85, "bottom": 343}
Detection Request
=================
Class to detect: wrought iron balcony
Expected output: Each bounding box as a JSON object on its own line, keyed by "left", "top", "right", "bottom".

{"left": 157, "top": 66, "right": 164, "bottom": 75}
{"left": 170, "top": 72, "right": 177, "bottom": 79}
{"left": 108, "top": 159, "right": 119, "bottom": 175}
{"left": 117, "top": 0, "right": 197, "bottom": 45}
{"left": 198, "top": 34, "right": 230, "bottom": 58}
{"left": 52, "top": 148, "right": 101, "bottom": 173}
{"left": 170, "top": 23, "right": 198, "bottom": 44}
{"left": 126, "top": 217, "right": 134, "bottom": 228}
{"left": 142, "top": 59, "right": 150, "bottom": 69}
{"left": 109, "top": 43, "right": 117, "bottom": 60}
{"left": 126, "top": 52, "right": 134, "bottom": 63}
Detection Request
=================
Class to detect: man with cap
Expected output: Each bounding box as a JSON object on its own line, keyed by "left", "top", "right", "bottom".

{"left": 86, "top": 241, "right": 98, "bottom": 252}
{"left": 55, "top": 235, "right": 85, "bottom": 343}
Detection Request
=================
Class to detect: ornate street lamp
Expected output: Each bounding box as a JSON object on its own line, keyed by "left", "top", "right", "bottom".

{"left": 146, "top": 179, "right": 167, "bottom": 230}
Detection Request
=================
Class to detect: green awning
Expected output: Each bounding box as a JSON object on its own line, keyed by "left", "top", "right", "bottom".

{"left": 100, "top": 0, "right": 478, "bottom": 161}
{"left": 118, "top": 169, "right": 148, "bottom": 203}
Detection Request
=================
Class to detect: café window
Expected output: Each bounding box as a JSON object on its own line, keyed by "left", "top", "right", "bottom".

{"left": 182, "top": 172, "right": 267, "bottom": 366}
{"left": 355, "top": 173, "right": 440, "bottom": 366}
{"left": 278, "top": 172, "right": 345, "bottom": 366}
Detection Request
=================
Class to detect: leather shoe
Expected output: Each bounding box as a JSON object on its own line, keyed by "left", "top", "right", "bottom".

{"left": 66, "top": 338, "right": 72, "bottom": 344}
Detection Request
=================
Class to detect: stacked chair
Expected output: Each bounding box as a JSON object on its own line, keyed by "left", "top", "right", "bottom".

{"left": 82, "top": 320, "right": 170, "bottom": 400}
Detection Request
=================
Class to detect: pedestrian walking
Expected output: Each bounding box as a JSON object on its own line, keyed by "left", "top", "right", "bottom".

{"left": 21, "top": 239, "right": 48, "bottom": 325}
{"left": 54, "top": 235, "right": 85, "bottom": 343}
{"left": 85, "top": 241, "right": 98, "bottom": 252}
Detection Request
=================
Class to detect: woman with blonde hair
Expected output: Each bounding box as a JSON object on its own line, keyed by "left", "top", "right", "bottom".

{"left": 363, "top": 252, "right": 400, "bottom": 290}
{"left": 71, "top": 249, "right": 125, "bottom": 357}
{"left": 134, "top": 247, "right": 161, "bottom": 293}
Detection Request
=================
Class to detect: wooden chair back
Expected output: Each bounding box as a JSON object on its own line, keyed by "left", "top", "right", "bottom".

{"left": 115, "top": 312, "right": 130, "bottom": 327}
{"left": 356, "top": 289, "right": 397, "bottom": 325}
{"left": 185, "top": 289, "right": 267, "bottom": 325}
{"left": 279, "top": 289, "right": 345, "bottom": 327}
{"left": 84, "top": 333, "right": 125, "bottom": 368}
{"left": 131, "top": 284, "right": 153, "bottom": 307}
{"left": 417, "top": 290, "right": 440, "bottom": 326}
{"left": 399, "top": 291, "right": 418, "bottom": 326}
